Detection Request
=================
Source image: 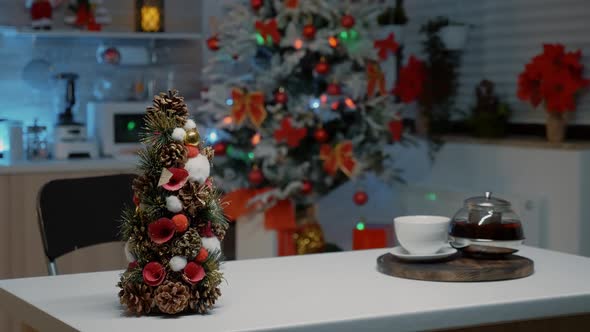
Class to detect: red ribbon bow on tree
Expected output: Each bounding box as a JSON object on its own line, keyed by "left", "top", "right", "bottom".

{"left": 366, "top": 62, "right": 386, "bottom": 97}
{"left": 274, "top": 117, "right": 308, "bottom": 148}
{"left": 231, "top": 88, "right": 267, "bottom": 128}
{"left": 320, "top": 141, "right": 357, "bottom": 177}
{"left": 374, "top": 33, "right": 399, "bottom": 60}
{"left": 255, "top": 19, "right": 281, "bottom": 44}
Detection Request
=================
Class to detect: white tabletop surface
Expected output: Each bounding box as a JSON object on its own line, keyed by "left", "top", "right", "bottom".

{"left": 1, "top": 246, "right": 590, "bottom": 332}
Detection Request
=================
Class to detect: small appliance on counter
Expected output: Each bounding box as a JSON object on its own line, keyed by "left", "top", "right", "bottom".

{"left": 0, "top": 120, "right": 24, "bottom": 164}
{"left": 53, "top": 73, "right": 98, "bottom": 160}
{"left": 87, "top": 101, "right": 147, "bottom": 159}
{"left": 449, "top": 191, "right": 525, "bottom": 258}
{"left": 26, "top": 119, "right": 50, "bottom": 160}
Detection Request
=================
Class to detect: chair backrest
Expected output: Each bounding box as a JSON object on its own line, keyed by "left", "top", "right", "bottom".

{"left": 37, "top": 174, "right": 136, "bottom": 266}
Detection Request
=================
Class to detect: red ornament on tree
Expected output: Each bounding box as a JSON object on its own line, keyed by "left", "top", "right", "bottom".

{"left": 315, "top": 57, "right": 330, "bottom": 75}
{"left": 301, "top": 180, "right": 313, "bottom": 195}
{"left": 248, "top": 167, "right": 265, "bottom": 185}
{"left": 206, "top": 36, "right": 220, "bottom": 51}
{"left": 341, "top": 14, "right": 355, "bottom": 28}
{"left": 250, "top": 0, "right": 264, "bottom": 10}
{"left": 274, "top": 89, "right": 288, "bottom": 104}
{"left": 213, "top": 142, "right": 227, "bottom": 156}
{"left": 327, "top": 83, "right": 342, "bottom": 96}
{"left": 388, "top": 120, "right": 403, "bottom": 142}
{"left": 303, "top": 24, "right": 316, "bottom": 39}
{"left": 314, "top": 127, "right": 329, "bottom": 143}
{"left": 353, "top": 190, "right": 368, "bottom": 206}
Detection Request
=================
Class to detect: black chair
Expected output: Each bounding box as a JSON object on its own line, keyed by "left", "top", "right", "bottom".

{"left": 37, "top": 174, "right": 136, "bottom": 275}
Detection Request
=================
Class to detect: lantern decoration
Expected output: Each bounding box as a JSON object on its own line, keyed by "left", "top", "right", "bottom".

{"left": 136, "top": 0, "right": 164, "bottom": 32}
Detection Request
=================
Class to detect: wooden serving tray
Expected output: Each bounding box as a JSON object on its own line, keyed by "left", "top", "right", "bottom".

{"left": 377, "top": 252, "right": 534, "bottom": 282}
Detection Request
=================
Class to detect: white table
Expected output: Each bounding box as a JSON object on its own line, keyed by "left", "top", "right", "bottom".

{"left": 1, "top": 246, "right": 590, "bottom": 332}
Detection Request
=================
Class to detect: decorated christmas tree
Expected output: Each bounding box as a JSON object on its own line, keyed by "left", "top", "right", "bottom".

{"left": 198, "top": 0, "right": 410, "bottom": 245}
{"left": 118, "top": 90, "right": 228, "bottom": 315}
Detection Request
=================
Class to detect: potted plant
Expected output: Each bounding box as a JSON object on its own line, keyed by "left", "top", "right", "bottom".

{"left": 439, "top": 21, "right": 469, "bottom": 51}
{"left": 468, "top": 80, "right": 511, "bottom": 138}
{"left": 517, "top": 44, "right": 589, "bottom": 143}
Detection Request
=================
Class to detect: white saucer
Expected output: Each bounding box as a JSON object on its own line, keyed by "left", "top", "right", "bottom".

{"left": 391, "top": 246, "right": 458, "bottom": 262}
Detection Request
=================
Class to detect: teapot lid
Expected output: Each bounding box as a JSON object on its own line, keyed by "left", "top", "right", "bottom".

{"left": 465, "top": 192, "right": 510, "bottom": 209}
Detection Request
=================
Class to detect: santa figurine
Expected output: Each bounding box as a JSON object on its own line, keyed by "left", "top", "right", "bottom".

{"left": 26, "top": 0, "right": 62, "bottom": 30}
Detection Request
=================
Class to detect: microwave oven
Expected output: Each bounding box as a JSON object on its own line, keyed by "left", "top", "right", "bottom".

{"left": 87, "top": 102, "right": 148, "bottom": 158}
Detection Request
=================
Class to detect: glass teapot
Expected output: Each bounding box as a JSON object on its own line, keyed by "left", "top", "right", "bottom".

{"left": 449, "top": 192, "right": 524, "bottom": 258}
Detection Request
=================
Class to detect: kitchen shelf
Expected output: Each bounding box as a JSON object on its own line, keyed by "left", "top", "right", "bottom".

{"left": 0, "top": 26, "right": 201, "bottom": 40}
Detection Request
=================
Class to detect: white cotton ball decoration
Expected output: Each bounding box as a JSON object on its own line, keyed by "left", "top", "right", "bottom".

{"left": 124, "top": 241, "right": 136, "bottom": 263}
{"left": 169, "top": 256, "right": 188, "bottom": 272}
{"left": 202, "top": 236, "right": 221, "bottom": 252}
{"left": 166, "top": 196, "right": 183, "bottom": 213}
{"left": 184, "top": 119, "right": 197, "bottom": 130}
{"left": 171, "top": 128, "right": 186, "bottom": 142}
{"left": 185, "top": 154, "right": 210, "bottom": 183}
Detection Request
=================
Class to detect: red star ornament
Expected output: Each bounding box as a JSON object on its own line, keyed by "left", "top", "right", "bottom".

{"left": 273, "top": 117, "right": 308, "bottom": 148}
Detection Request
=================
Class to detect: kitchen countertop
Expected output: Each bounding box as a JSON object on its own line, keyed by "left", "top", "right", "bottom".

{"left": 0, "top": 157, "right": 138, "bottom": 175}
{"left": 1, "top": 246, "right": 590, "bottom": 332}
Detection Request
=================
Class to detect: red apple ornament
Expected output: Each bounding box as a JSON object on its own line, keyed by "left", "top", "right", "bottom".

{"left": 315, "top": 58, "right": 330, "bottom": 75}
{"left": 353, "top": 190, "right": 368, "bottom": 206}
{"left": 303, "top": 24, "right": 316, "bottom": 39}
{"left": 341, "top": 14, "right": 355, "bottom": 28}
{"left": 248, "top": 168, "right": 264, "bottom": 185}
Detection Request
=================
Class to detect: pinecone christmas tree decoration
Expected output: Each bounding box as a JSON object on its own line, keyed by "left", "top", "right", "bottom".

{"left": 117, "top": 90, "right": 228, "bottom": 316}
{"left": 147, "top": 90, "right": 189, "bottom": 126}
{"left": 178, "top": 182, "right": 210, "bottom": 216}
{"left": 132, "top": 175, "right": 153, "bottom": 198}
{"left": 202, "top": 146, "right": 215, "bottom": 162}
{"left": 154, "top": 281, "right": 190, "bottom": 314}
{"left": 160, "top": 142, "right": 188, "bottom": 168}
{"left": 171, "top": 228, "right": 202, "bottom": 258}
{"left": 212, "top": 222, "right": 227, "bottom": 241}
{"left": 119, "top": 282, "right": 154, "bottom": 316}
{"left": 189, "top": 286, "right": 222, "bottom": 314}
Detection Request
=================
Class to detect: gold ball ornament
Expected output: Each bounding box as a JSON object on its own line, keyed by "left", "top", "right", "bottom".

{"left": 294, "top": 222, "right": 326, "bottom": 255}
{"left": 184, "top": 129, "right": 201, "bottom": 146}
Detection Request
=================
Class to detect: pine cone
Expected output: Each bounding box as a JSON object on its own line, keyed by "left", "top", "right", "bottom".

{"left": 132, "top": 175, "right": 154, "bottom": 198}
{"left": 154, "top": 281, "right": 190, "bottom": 315}
{"left": 147, "top": 90, "right": 189, "bottom": 126}
{"left": 202, "top": 146, "right": 215, "bottom": 162}
{"left": 189, "top": 286, "right": 222, "bottom": 314}
{"left": 171, "top": 228, "right": 202, "bottom": 259}
{"left": 119, "top": 282, "right": 154, "bottom": 316}
{"left": 212, "top": 222, "right": 227, "bottom": 241}
{"left": 160, "top": 142, "right": 188, "bottom": 168}
{"left": 178, "top": 182, "right": 211, "bottom": 216}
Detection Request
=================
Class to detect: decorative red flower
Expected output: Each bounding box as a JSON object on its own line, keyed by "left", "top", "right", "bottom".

{"left": 148, "top": 218, "right": 176, "bottom": 244}
{"left": 195, "top": 247, "right": 209, "bottom": 263}
{"left": 273, "top": 117, "right": 308, "bottom": 148}
{"left": 517, "top": 43, "right": 589, "bottom": 113}
{"left": 183, "top": 262, "right": 206, "bottom": 284}
{"left": 143, "top": 262, "right": 166, "bottom": 286}
{"left": 161, "top": 167, "right": 189, "bottom": 191}
{"left": 374, "top": 33, "right": 399, "bottom": 61}
{"left": 393, "top": 55, "right": 426, "bottom": 104}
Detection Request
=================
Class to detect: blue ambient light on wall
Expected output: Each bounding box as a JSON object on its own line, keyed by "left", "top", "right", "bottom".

{"left": 226, "top": 98, "right": 234, "bottom": 106}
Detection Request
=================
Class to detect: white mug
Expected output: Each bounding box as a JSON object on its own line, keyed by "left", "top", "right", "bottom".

{"left": 394, "top": 215, "right": 450, "bottom": 255}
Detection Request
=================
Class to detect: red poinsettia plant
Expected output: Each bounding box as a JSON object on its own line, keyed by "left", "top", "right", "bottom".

{"left": 393, "top": 55, "right": 427, "bottom": 104}
{"left": 517, "top": 44, "right": 589, "bottom": 113}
